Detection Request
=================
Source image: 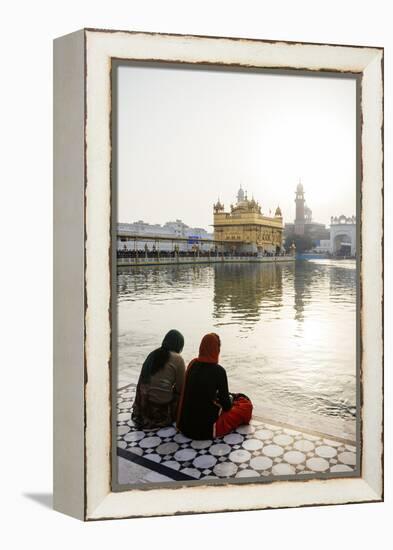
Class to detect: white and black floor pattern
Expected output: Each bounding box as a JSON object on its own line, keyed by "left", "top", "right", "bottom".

{"left": 117, "top": 384, "right": 358, "bottom": 484}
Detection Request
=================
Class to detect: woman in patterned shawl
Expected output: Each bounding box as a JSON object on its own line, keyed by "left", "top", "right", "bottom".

{"left": 132, "top": 329, "right": 186, "bottom": 429}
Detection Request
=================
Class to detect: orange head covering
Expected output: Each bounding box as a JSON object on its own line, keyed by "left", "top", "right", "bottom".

{"left": 197, "top": 333, "right": 221, "bottom": 364}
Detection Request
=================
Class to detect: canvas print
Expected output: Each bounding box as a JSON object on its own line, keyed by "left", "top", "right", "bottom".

{"left": 113, "top": 63, "right": 359, "bottom": 487}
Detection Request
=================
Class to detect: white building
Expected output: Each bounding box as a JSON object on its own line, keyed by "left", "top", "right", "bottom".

{"left": 313, "top": 239, "right": 331, "bottom": 253}
{"left": 117, "top": 220, "right": 213, "bottom": 251}
{"left": 329, "top": 215, "right": 356, "bottom": 256}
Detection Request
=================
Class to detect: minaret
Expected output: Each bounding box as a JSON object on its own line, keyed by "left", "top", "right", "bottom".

{"left": 294, "top": 180, "right": 305, "bottom": 235}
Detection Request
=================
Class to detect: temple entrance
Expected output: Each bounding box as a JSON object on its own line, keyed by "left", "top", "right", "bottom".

{"left": 333, "top": 234, "right": 352, "bottom": 256}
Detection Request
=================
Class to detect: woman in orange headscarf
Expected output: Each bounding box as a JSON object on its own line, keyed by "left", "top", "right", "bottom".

{"left": 177, "top": 333, "right": 253, "bottom": 440}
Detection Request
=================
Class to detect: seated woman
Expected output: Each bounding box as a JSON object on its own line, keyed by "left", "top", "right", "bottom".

{"left": 176, "top": 333, "right": 253, "bottom": 439}
{"left": 132, "top": 329, "right": 185, "bottom": 429}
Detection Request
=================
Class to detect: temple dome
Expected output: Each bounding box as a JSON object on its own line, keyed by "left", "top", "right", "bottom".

{"left": 296, "top": 182, "right": 304, "bottom": 193}
{"left": 213, "top": 198, "right": 224, "bottom": 212}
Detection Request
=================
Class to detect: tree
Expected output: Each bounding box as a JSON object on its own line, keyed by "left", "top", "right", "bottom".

{"left": 284, "top": 234, "right": 313, "bottom": 253}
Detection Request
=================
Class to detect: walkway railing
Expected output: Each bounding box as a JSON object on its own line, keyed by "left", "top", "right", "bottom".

{"left": 117, "top": 255, "right": 295, "bottom": 266}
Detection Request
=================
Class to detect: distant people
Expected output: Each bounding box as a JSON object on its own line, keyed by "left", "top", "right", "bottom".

{"left": 177, "top": 333, "right": 253, "bottom": 439}
{"left": 132, "top": 329, "right": 186, "bottom": 429}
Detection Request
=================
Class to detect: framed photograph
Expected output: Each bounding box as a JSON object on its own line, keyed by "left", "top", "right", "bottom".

{"left": 53, "top": 29, "right": 383, "bottom": 520}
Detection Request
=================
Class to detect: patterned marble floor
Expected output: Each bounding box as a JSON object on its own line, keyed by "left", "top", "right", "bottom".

{"left": 117, "top": 384, "right": 358, "bottom": 484}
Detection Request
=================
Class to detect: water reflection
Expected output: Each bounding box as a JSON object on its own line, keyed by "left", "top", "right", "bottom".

{"left": 293, "top": 260, "right": 315, "bottom": 322}
{"left": 213, "top": 263, "right": 283, "bottom": 328}
{"left": 117, "top": 259, "right": 357, "bottom": 426}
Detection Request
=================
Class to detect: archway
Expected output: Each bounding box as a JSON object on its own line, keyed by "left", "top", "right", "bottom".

{"left": 333, "top": 233, "right": 352, "bottom": 256}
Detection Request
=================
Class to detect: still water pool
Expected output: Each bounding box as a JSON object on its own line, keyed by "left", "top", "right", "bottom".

{"left": 117, "top": 259, "right": 357, "bottom": 428}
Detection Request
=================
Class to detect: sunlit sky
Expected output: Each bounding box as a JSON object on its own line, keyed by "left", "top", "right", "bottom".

{"left": 117, "top": 64, "right": 357, "bottom": 231}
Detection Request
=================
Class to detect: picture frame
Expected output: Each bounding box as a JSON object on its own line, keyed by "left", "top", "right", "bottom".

{"left": 53, "top": 28, "right": 383, "bottom": 521}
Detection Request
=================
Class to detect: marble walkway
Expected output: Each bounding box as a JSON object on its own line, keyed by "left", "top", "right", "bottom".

{"left": 117, "top": 384, "right": 358, "bottom": 485}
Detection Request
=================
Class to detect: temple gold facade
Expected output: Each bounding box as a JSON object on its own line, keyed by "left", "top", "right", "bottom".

{"left": 213, "top": 187, "right": 283, "bottom": 254}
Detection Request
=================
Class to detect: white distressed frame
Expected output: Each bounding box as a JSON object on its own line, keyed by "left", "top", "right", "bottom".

{"left": 53, "top": 29, "right": 383, "bottom": 521}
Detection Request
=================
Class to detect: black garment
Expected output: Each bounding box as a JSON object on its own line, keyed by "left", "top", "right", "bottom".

{"left": 178, "top": 361, "right": 232, "bottom": 439}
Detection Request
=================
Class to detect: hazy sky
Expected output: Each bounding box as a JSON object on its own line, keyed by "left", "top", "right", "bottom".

{"left": 117, "top": 64, "right": 356, "bottom": 230}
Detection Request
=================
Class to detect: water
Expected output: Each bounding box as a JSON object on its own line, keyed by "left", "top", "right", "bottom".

{"left": 117, "top": 259, "right": 357, "bottom": 431}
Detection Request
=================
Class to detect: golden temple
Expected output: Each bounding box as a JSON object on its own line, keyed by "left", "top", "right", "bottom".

{"left": 213, "top": 186, "right": 284, "bottom": 255}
